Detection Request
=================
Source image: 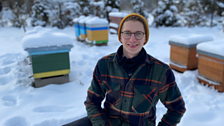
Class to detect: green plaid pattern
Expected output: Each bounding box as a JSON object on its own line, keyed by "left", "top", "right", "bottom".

{"left": 85, "top": 53, "right": 186, "bottom": 126}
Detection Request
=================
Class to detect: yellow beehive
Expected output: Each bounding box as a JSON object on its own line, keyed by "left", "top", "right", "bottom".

{"left": 85, "top": 17, "right": 109, "bottom": 45}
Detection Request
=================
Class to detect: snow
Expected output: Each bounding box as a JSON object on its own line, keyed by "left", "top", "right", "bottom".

{"left": 72, "top": 15, "right": 85, "bottom": 23}
{"left": 79, "top": 16, "right": 93, "bottom": 24}
{"left": 22, "top": 26, "right": 74, "bottom": 49}
{"left": 108, "top": 12, "right": 128, "bottom": 17}
{"left": 217, "top": 1, "right": 224, "bottom": 8}
{"left": 197, "top": 39, "right": 224, "bottom": 58}
{"left": 85, "top": 17, "right": 108, "bottom": 25}
{"left": 109, "top": 22, "right": 119, "bottom": 28}
{"left": 0, "top": 26, "right": 224, "bottom": 126}
{"left": 169, "top": 34, "right": 214, "bottom": 47}
{"left": 110, "top": 28, "right": 117, "bottom": 34}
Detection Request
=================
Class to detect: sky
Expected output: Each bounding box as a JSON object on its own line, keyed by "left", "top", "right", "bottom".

{"left": 0, "top": 25, "right": 224, "bottom": 126}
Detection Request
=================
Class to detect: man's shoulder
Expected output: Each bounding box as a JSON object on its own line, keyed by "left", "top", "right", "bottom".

{"left": 98, "top": 53, "right": 116, "bottom": 63}
{"left": 147, "top": 54, "right": 169, "bottom": 69}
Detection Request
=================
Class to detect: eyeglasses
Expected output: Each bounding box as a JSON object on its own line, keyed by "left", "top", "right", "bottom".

{"left": 121, "top": 31, "right": 145, "bottom": 40}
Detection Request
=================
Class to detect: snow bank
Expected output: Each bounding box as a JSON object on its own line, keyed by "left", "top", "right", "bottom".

{"left": 169, "top": 34, "right": 213, "bottom": 48}
{"left": 22, "top": 26, "right": 73, "bottom": 49}
{"left": 109, "top": 12, "right": 128, "bottom": 17}
{"left": 197, "top": 39, "right": 224, "bottom": 59}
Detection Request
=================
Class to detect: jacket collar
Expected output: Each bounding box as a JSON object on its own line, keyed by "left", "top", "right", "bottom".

{"left": 110, "top": 48, "right": 155, "bottom": 64}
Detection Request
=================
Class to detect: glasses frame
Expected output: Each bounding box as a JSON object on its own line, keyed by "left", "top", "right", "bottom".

{"left": 121, "top": 31, "right": 145, "bottom": 40}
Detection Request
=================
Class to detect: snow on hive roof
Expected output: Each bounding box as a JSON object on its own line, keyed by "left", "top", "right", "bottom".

{"left": 22, "top": 26, "right": 73, "bottom": 49}
{"left": 73, "top": 15, "right": 86, "bottom": 23}
{"left": 109, "top": 12, "right": 128, "bottom": 17}
{"left": 79, "top": 16, "right": 94, "bottom": 24}
{"left": 169, "top": 34, "right": 213, "bottom": 48}
{"left": 197, "top": 39, "right": 224, "bottom": 59}
{"left": 85, "top": 17, "right": 108, "bottom": 25}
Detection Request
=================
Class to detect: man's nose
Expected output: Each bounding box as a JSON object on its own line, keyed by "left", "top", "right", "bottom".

{"left": 129, "top": 33, "right": 136, "bottom": 42}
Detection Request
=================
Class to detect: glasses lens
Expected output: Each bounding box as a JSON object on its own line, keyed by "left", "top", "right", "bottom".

{"left": 135, "top": 32, "right": 144, "bottom": 40}
{"left": 122, "top": 32, "right": 131, "bottom": 39}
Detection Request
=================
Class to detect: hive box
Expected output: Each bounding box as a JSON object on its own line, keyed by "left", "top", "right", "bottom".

{"left": 85, "top": 17, "right": 109, "bottom": 45}
{"left": 22, "top": 26, "right": 74, "bottom": 87}
{"left": 73, "top": 16, "right": 85, "bottom": 41}
{"left": 169, "top": 35, "right": 213, "bottom": 72}
{"left": 197, "top": 39, "right": 224, "bottom": 92}
{"left": 79, "top": 16, "right": 93, "bottom": 41}
{"left": 108, "top": 12, "right": 127, "bottom": 34}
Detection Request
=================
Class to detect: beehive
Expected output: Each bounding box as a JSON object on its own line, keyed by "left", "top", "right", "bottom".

{"left": 169, "top": 35, "right": 213, "bottom": 72}
{"left": 109, "top": 12, "right": 127, "bottom": 34}
{"left": 22, "top": 27, "right": 73, "bottom": 87}
{"left": 197, "top": 39, "right": 224, "bottom": 92}
{"left": 85, "top": 17, "right": 109, "bottom": 45}
{"left": 73, "top": 16, "right": 85, "bottom": 41}
{"left": 79, "top": 16, "right": 93, "bottom": 41}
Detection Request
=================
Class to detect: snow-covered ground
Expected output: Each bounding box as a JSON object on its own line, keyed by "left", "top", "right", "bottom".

{"left": 0, "top": 26, "right": 224, "bottom": 126}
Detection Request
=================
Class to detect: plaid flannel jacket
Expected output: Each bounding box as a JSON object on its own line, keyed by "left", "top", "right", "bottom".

{"left": 85, "top": 53, "right": 186, "bottom": 126}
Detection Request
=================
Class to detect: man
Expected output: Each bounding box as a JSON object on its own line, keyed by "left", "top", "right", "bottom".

{"left": 66, "top": 13, "right": 186, "bottom": 126}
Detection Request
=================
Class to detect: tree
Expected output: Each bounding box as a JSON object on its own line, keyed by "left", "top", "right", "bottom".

{"left": 91, "top": 0, "right": 106, "bottom": 18}
{"left": 104, "top": 0, "right": 120, "bottom": 20}
{"left": 78, "top": 0, "right": 92, "bottom": 16}
{"left": 10, "top": 2, "right": 29, "bottom": 32}
{"left": 152, "top": 0, "right": 181, "bottom": 27}
{"left": 183, "top": 0, "right": 207, "bottom": 27}
{"left": 131, "top": 0, "right": 148, "bottom": 20}
{"left": 30, "top": 0, "right": 50, "bottom": 27}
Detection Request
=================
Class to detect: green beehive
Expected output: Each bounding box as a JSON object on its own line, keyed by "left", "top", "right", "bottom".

{"left": 22, "top": 26, "right": 74, "bottom": 87}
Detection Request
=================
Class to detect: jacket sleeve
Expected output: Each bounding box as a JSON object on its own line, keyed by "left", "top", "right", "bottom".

{"left": 84, "top": 63, "right": 111, "bottom": 126}
{"left": 158, "top": 68, "right": 186, "bottom": 126}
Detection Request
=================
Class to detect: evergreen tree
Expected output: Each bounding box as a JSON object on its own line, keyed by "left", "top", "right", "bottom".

{"left": 30, "top": 0, "right": 50, "bottom": 27}
{"left": 183, "top": 0, "right": 207, "bottom": 27}
{"left": 152, "top": 0, "right": 181, "bottom": 27}
{"left": 131, "top": 0, "right": 148, "bottom": 20}
{"left": 216, "top": 0, "right": 224, "bottom": 16}
{"left": 78, "top": 0, "right": 92, "bottom": 16}
{"left": 105, "top": 0, "right": 120, "bottom": 20}
{"left": 91, "top": 0, "right": 106, "bottom": 18}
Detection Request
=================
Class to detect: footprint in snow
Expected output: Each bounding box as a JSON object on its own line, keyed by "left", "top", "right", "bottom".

{"left": 0, "top": 74, "right": 13, "bottom": 85}
{"left": 4, "top": 116, "right": 29, "bottom": 126}
{"left": 1, "top": 95, "right": 17, "bottom": 106}
{"left": 0, "top": 66, "right": 12, "bottom": 76}
{"left": 33, "top": 106, "right": 72, "bottom": 113}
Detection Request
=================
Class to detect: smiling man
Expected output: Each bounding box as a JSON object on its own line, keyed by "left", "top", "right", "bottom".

{"left": 65, "top": 13, "right": 186, "bottom": 126}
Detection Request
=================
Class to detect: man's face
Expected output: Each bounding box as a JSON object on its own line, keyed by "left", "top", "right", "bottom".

{"left": 120, "top": 21, "right": 146, "bottom": 59}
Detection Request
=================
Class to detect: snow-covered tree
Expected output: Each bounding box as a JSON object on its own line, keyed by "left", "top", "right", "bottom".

{"left": 78, "top": 0, "right": 92, "bottom": 16}
{"left": 10, "top": 2, "right": 28, "bottom": 32}
{"left": 1, "top": 6, "right": 14, "bottom": 26}
{"left": 30, "top": 0, "right": 50, "bottom": 27}
{"left": 131, "top": 0, "right": 148, "bottom": 20}
{"left": 152, "top": 0, "right": 181, "bottom": 27}
{"left": 65, "top": 2, "right": 81, "bottom": 25}
{"left": 47, "top": 1, "right": 82, "bottom": 29}
{"left": 222, "top": 11, "right": 224, "bottom": 32}
{"left": 216, "top": 0, "right": 224, "bottom": 16}
{"left": 183, "top": 0, "right": 207, "bottom": 27}
{"left": 104, "top": 0, "right": 120, "bottom": 20}
{"left": 91, "top": 0, "right": 105, "bottom": 18}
